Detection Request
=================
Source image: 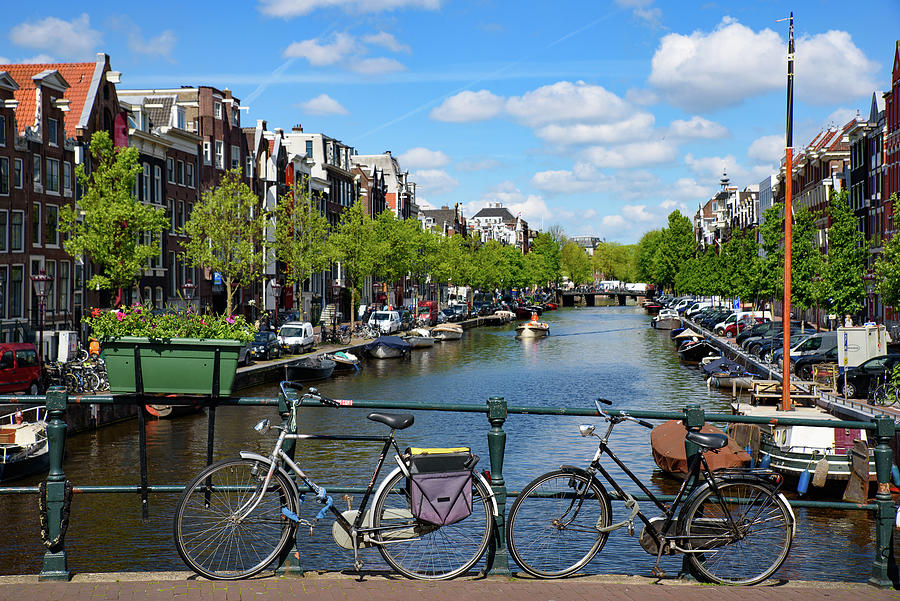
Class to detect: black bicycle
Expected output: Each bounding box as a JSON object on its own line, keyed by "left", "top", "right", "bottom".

{"left": 506, "top": 399, "right": 795, "bottom": 585}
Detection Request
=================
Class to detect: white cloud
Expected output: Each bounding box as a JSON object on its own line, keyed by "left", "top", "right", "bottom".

{"left": 362, "top": 31, "right": 410, "bottom": 53}
{"left": 585, "top": 140, "right": 678, "bottom": 168}
{"left": 412, "top": 169, "right": 458, "bottom": 196}
{"left": 615, "top": 0, "right": 661, "bottom": 26}
{"left": 348, "top": 57, "right": 406, "bottom": 75}
{"left": 648, "top": 17, "right": 878, "bottom": 112}
{"left": 430, "top": 90, "right": 505, "bottom": 122}
{"left": 535, "top": 112, "right": 655, "bottom": 146}
{"left": 398, "top": 147, "right": 450, "bottom": 169}
{"left": 299, "top": 94, "right": 348, "bottom": 115}
{"left": 506, "top": 81, "right": 631, "bottom": 127}
{"left": 622, "top": 204, "right": 655, "bottom": 222}
{"left": 259, "top": 0, "right": 441, "bottom": 18}
{"left": 531, "top": 169, "right": 613, "bottom": 194}
{"left": 456, "top": 158, "right": 500, "bottom": 172}
{"left": 683, "top": 153, "right": 767, "bottom": 183}
{"left": 625, "top": 87, "right": 659, "bottom": 106}
{"left": 0, "top": 57, "right": 9, "bottom": 64}
{"left": 9, "top": 14, "right": 101, "bottom": 59}
{"left": 747, "top": 134, "right": 784, "bottom": 164}
{"left": 666, "top": 116, "right": 729, "bottom": 140}
{"left": 660, "top": 200, "right": 678, "bottom": 210}
{"left": 128, "top": 28, "right": 177, "bottom": 61}
{"left": 602, "top": 215, "right": 627, "bottom": 228}
{"left": 670, "top": 177, "right": 711, "bottom": 201}
{"left": 19, "top": 54, "right": 55, "bottom": 64}
{"left": 283, "top": 32, "right": 358, "bottom": 65}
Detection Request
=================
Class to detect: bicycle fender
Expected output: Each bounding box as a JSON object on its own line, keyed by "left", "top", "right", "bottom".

{"left": 238, "top": 451, "right": 301, "bottom": 502}
{"left": 678, "top": 476, "right": 796, "bottom": 538}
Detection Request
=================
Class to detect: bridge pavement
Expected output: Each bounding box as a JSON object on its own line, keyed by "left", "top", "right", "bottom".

{"left": 0, "top": 571, "right": 895, "bottom": 601}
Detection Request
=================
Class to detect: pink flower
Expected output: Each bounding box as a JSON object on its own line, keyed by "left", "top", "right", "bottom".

{"left": 226, "top": 316, "right": 235, "bottom": 324}
{"left": 116, "top": 311, "right": 125, "bottom": 321}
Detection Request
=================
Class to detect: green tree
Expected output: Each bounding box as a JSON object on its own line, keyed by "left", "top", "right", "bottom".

{"left": 635, "top": 230, "right": 663, "bottom": 284}
{"left": 182, "top": 169, "right": 266, "bottom": 316}
{"left": 270, "top": 188, "right": 331, "bottom": 319}
{"left": 789, "top": 207, "right": 824, "bottom": 328}
{"left": 758, "top": 203, "right": 785, "bottom": 306}
{"left": 530, "top": 231, "right": 563, "bottom": 285}
{"left": 560, "top": 241, "right": 593, "bottom": 285}
{"left": 655, "top": 211, "right": 694, "bottom": 292}
{"left": 822, "top": 190, "right": 868, "bottom": 320}
{"left": 593, "top": 241, "right": 634, "bottom": 282}
{"left": 328, "top": 200, "right": 377, "bottom": 324}
{"left": 59, "top": 131, "right": 168, "bottom": 305}
{"left": 875, "top": 194, "right": 900, "bottom": 308}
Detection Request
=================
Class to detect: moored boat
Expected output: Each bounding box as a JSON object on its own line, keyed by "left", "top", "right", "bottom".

{"left": 651, "top": 309, "right": 682, "bottom": 330}
{"left": 431, "top": 324, "right": 463, "bottom": 341}
{"left": 323, "top": 351, "right": 361, "bottom": 372}
{"left": 651, "top": 419, "right": 750, "bottom": 477}
{"left": 365, "top": 336, "right": 412, "bottom": 358}
{"left": 403, "top": 328, "right": 436, "bottom": 349}
{"left": 677, "top": 339, "right": 716, "bottom": 362}
{"left": 701, "top": 356, "right": 755, "bottom": 390}
{"left": 0, "top": 406, "right": 49, "bottom": 483}
{"left": 285, "top": 355, "right": 336, "bottom": 381}
{"left": 515, "top": 315, "right": 550, "bottom": 338}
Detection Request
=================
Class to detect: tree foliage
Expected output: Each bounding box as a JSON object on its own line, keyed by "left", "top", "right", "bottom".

{"left": 560, "top": 241, "right": 593, "bottom": 285}
{"left": 822, "top": 190, "right": 867, "bottom": 318}
{"left": 875, "top": 194, "right": 900, "bottom": 308}
{"left": 654, "top": 211, "right": 694, "bottom": 291}
{"left": 328, "top": 200, "right": 377, "bottom": 323}
{"left": 59, "top": 131, "right": 168, "bottom": 303}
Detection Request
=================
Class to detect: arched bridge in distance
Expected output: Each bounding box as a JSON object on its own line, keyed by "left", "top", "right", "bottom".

{"left": 556, "top": 287, "right": 654, "bottom": 307}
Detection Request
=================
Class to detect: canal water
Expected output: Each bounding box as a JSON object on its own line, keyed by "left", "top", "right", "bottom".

{"left": 0, "top": 305, "right": 882, "bottom": 581}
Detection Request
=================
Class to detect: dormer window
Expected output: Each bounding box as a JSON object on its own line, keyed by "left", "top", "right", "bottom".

{"left": 214, "top": 102, "right": 222, "bottom": 119}
{"left": 176, "top": 107, "right": 186, "bottom": 130}
{"left": 231, "top": 107, "right": 239, "bottom": 127}
{"left": 48, "top": 118, "right": 58, "bottom": 147}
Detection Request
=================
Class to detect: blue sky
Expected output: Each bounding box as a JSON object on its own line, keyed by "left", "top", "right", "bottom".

{"left": 2, "top": 1, "right": 898, "bottom": 243}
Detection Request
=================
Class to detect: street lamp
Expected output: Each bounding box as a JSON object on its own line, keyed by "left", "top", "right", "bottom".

{"left": 863, "top": 270, "right": 876, "bottom": 324}
{"left": 332, "top": 282, "right": 343, "bottom": 337}
{"left": 31, "top": 270, "right": 52, "bottom": 367}
{"left": 271, "top": 279, "right": 283, "bottom": 327}
{"left": 372, "top": 281, "right": 380, "bottom": 308}
{"left": 181, "top": 279, "right": 196, "bottom": 312}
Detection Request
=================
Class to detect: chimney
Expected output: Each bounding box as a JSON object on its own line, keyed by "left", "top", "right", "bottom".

{"left": 275, "top": 128, "right": 284, "bottom": 136}
{"left": 385, "top": 150, "right": 391, "bottom": 156}
{"left": 293, "top": 123, "right": 303, "bottom": 132}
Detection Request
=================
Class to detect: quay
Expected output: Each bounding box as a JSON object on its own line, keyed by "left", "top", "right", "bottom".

{"left": 0, "top": 571, "right": 892, "bottom": 601}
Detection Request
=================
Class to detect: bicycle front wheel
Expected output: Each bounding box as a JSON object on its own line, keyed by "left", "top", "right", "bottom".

{"left": 506, "top": 470, "right": 612, "bottom": 578}
{"left": 173, "top": 458, "right": 298, "bottom": 580}
{"left": 372, "top": 469, "right": 493, "bottom": 580}
{"left": 681, "top": 479, "right": 793, "bottom": 585}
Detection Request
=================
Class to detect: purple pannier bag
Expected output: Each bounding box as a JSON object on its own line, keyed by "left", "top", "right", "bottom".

{"left": 407, "top": 449, "right": 478, "bottom": 526}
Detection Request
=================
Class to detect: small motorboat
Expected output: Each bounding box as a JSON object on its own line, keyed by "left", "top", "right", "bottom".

{"left": 651, "top": 309, "right": 682, "bottom": 330}
{"left": 515, "top": 314, "right": 550, "bottom": 338}
{"left": 403, "top": 328, "right": 436, "bottom": 349}
{"left": 677, "top": 339, "right": 716, "bottom": 362}
{"left": 701, "top": 356, "right": 754, "bottom": 390}
{"left": 0, "top": 406, "right": 49, "bottom": 483}
{"left": 323, "top": 351, "right": 360, "bottom": 372}
{"left": 643, "top": 302, "right": 662, "bottom": 316}
{"left": 493, "top": 310, "right": 516, "bottom": 323}
{"left": 365, "top": 336, "right": 412, "bottom": 358}
{"left": 431, "top": 324, "right": 463, "bottom": 341}
{"left": 651, "top": 419, "right": 750, "bottom": 477}
{"left": 285, "top": 355, "right": 336, "bottom": 381}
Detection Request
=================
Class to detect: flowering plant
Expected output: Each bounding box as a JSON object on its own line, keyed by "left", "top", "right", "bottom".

{"left": 86, "top": 303, "right": 255, "bottom": 343}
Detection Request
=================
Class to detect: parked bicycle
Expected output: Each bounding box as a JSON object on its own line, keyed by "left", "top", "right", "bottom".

{"left": 173, "top": 381, "right": 496, "bottom": 580}
{"left": 869, "top": 370, "right": 898, "bottom": 407}
{"left": 321, "top": 324, "right": 352, "bottom": 345}
{"left": 505, "top": 398, "right": 795, "bottom": 585}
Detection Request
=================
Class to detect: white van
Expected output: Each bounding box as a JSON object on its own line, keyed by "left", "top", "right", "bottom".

{"left": 277, "top": 322, "right": 315, "bottom": 354}
{"left": 369, "top": 310, "right": 402, "bottom": 334}
{"left": 714, "top": 311, "right": 772, "bottom": 334}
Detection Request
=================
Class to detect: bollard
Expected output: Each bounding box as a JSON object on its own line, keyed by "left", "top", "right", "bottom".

{"left": 39, "top": 386, "right": 72, "bottom": 581}
{"left": 868, "top": 415, "right": 897, "bottom": 589}
{"left": 680, "top": 404, "right": 705, "bottom": 581}
{"left": 275, "top": 388, "right": 304, "bottom": 577}
{"left": 484, "top": 396, "right": 512, "bottom": 576}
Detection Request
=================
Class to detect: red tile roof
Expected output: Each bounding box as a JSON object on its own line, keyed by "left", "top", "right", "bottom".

{"left": 0, "top": 61, "right": 99, "bottom": 138}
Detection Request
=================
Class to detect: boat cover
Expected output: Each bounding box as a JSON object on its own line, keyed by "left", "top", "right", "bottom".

{"left": 700, "top": 356, "right": 750, "bottom": 377}
{"left": 365, "top": 336, "right": 411, "bottom": 352}
{"left": 650, "top": 419, "right": 750, "bottom": 475}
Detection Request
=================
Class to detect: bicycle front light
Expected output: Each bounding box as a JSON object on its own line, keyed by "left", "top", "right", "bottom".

{"left": 579, "top": 424, "right": 595, "bottom": 437}
{"left": 254, "top": 418, "right": 271, "bottom": 433}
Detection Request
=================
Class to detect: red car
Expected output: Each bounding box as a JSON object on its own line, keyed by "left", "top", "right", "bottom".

{"left": 0, "top": 343, "right": 42, "bottom": 394}
{"left": 721, "top": 317, "right": 765, "bottom": 339}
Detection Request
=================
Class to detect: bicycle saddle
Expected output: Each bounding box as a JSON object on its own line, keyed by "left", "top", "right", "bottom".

{"left": 367, "top": 412, "right": 415, "bottom": 430}
{"left": 685, "top": 430, "right": 729, "bottom": 450}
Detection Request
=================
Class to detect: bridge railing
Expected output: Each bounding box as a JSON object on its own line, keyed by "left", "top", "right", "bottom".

{"left": 0, "top": 389, "right": 895, "bottom": 588}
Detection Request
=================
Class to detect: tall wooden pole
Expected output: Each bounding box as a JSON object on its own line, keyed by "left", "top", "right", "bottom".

{"left": 782, "top": 13, "right": 794, "bottom": 412}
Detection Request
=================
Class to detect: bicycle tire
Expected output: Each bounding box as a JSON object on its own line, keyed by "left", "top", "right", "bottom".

{"left": 83, "top": 370, "right": 101, "bottom": 392}
{"left": 371, "top": 469, "right": 493, "bottom": 580}
{"left": 63, "top": 373, "right": 81, "bottom": 394}
{"left": 505, "top": 469, "right": 612, "bottom": 578}
{"left": 173, "top": 458, "right": 298, "bottom": 580}
{"left": 681, "top": 478, "right": 793, "bottom": 585}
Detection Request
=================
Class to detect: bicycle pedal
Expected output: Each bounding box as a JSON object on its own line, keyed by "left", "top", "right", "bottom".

{"left": 651, "top": 566, "right": 666, "bottom": 579}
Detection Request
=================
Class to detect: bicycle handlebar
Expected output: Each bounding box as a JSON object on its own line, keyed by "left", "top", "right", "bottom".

{"left": 279, "top": 381, "right": 340, "bottom": 407}
{"left": 594, "top": 397, "right": 654, "bottom": 430}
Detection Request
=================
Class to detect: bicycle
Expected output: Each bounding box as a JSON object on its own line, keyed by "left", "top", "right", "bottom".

{"left": 173, "top": 381, "right": 496, "bottom": 580}
{"left": 505, "top": 398, "right": 795, "bottom": 585}
{"left": 869, "top": 371, "right": 898, "bottom": 407}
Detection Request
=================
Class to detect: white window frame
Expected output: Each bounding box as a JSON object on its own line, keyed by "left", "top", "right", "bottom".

{"left": 154, "top": 165, "right": 162, "bottom": 204}
{"left": 0, "top": 115, "right": 5, "bottom": 147}
{"left": 245, "top": 155, "right": 253, "bottom": 178}
{"left": 58, "top": 260, "right": 70, "bottom": 313}
{"left": 45, "top": 204, "right": 59, "bottom": 248}
{"left": 186, "top": 162, "right": 195, "bottom": 188}
{"left": 10, "top": 210, "right": 23, "bottom": 252}
{"left": 231, "top": 106, "right": 239, "bottom": 127}
{"left": 203, "top": 141, "right": 211, "bottom": 166}
{"left": 45, "top": 157, "right": 59, "bottom": 194}
{"left": 231, "top": 145, "right": 240, "bottom": 170}
{"left": 63, "top": 161, "right": 72, "bottom": 196}
{"left": 167, "top": 157, "right": 175, "bottom": 183}
{"left": 168, "top": 199, "right": 176, "bottom": 233}
{"left": 45, "top": 260, "right": 56, "bottom": 312}
{"left": 31, "top": 203, "right": 41, "bottom": 247}
{"left": 13, "top": 158, "right": 22, "bottom": 189}
{"left": 214, "top": 101, "right": 222, "bottom": 119}
{"left": 8, "top": 264, "right": 23, "bottom": 319}
{"left": 178, "top": 200, "right": 185, "bottom": 231}
{"left": 33, "top": 154, "right": 42, "bottom": 191}
{"left": 215, "top": 141, "right": 224, "bottom": 169}
{"left": 142, "top": 163, "right": 150, "bottom": 201}
{"left": 0, "top": 156, "right": 8, "bottom": 196}
{"left": 47, "top": 118, "right": 58, "bottom": 147}
{"left": 0, "top": 210, "right": 6, "bottom": 252}
{"left": 177, "top": 160, "right": 184, "bottom": 186}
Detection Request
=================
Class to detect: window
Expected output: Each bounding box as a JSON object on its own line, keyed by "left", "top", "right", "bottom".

{"left": 155, "top": 286, "right": 163, "bottom": 309}
{"left": 154, "top": 165, "right": 162, "bottom": 203}
{"left": 47, "top": 118, "right": 58, "bottom": 146}
{"left": 10, "top": 211, "right": 22, "bottom": 251}
{"left": 246, "top": 155, "right": 253, "bottom": 178}
{"left": 0, "top": 265, "right": 6, "bottom": 319}
{"left": 0, "top": 157, "right": 7, "bottom": 195}
{"left": 305, "top": 140, "right": 313, "bottom": 158}
{"left": 177, "top": 160, "right": 184, "bottom": 185}
{"left": 32, "top": 203, "right": 41, "bottom": 246}
{"left": 59, "top": 261, "right": 70, "bottom": 312}
{"left": 0, "top": 115, "right": 5, "bottom": 146}
{"left": 0, "top": 211, "right": 6, "bottom": 252}
{"left": 231, "top": 106, "right": 239, "bottom": 127}
{"left": 169, "top": 251, "right": 177, "bottom": 293}
{"left": 168, "top": 199, "right": 176, "bottom": 233}
{"left": 231, "top": 145, "right": 240, "bottom": 170}
{"left": 186, "top": 163, "right": 194, "bottom": 188}
{"left": 14, "top": 158, "right": 22, "bottom": 188}
{"left": 45, "top": 157, "right": 59, "bottom": 193}
{"left": 45, "top": 260, "right": 55, "bottom": 312}
{"left": 203, "top": 141, "right": 211, "bottom": 165}
{"left": 177, "top": 200, "right": 185, "bottom": 231}
{"left": 215, "top": 141, "right": 224, "bottom": 169}
{"left": 46, "top": 205, "right": 58, "bottom": 246}
{"left": 167, "top": 157, "right": 175, "bottom": 183}
{"left": 142, "top": 163, "right": 150, "bottom": 201}
{"left": 176, "top": 107, "right": 185, "bottom": 130}
{"left": 214, "top": 102, "right": 222, "bottom": 119}
{"left": 33, "top": 154, "right": 42, "bottom": 189}
{"left": 9, "top": 265, "right": 22, "bottom": 318}
{"left": 63, "top": 162, "right": 71, "bottom": 194}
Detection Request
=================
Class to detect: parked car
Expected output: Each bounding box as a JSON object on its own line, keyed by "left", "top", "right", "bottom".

{"left": 774, "top": 331, "right": 838, "bottom": 373}
{"left": 839, "top": 354, "right": 900, "bottom": 398}
{"left": 416, "top": 301, "right": 439, "bottom": 326}
{"left": 0, "top": 343, "right": 42, "bottom": 394}
{"left": 721, "top": 316, "right": 764, "bottom": 339}
{"left": 397, "top": 309, "right": 413, "bottom": 332}
{"left": 277, "top": 321, "right": 315, "bottom": 354}
{"left": 794, "top": 347, "right": 839, "bottom": 381}
{"left": 250, "top": 330, "right": 282, "bottom": 361}
{"left": 755, "top": 332, "right": 812, "bottom": 364}
{"left": 436, "top": 308, "right": 451, "bottom": 324}
{"left": 450, "top": 303, "right": 469, "bottom": 320}
{"left": 369, "top": 310, "right": 402, "bottom": 334}
{"left": 737, "top": 320, "right": 779, "bottom": 348}
{"left": 238, "top": 341, "right": 253, "bottom": 367}
{"left": 714, "top": 311, "right": 772, "bottom": 335}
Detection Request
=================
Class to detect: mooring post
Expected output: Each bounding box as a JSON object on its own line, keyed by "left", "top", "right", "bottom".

{"left": 39, "top": 386, "right": 71, "bottom": 581}
{"left": 275, "top": 388, "right": 304, "bottom": 577}
{"left": 485, "top": 396, "right": 512, "bottom": 575}
{"left": 868, "top": 415, "right": 897, "bottom": 589}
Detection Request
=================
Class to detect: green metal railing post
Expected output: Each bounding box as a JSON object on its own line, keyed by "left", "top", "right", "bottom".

{"left": 275, "top": 390, "right": 304, "bottom": 577}
{"left": 868, "top": 415, "right": 897, "bottom": 589}
{"left": 680, "top": 403, "right": 705, "bottom": 580}
{"left": 39, "top": 386, "right": 71, "bottom": 581}
{"left": 484, "top": 396, "right": 511, "bottom": 576}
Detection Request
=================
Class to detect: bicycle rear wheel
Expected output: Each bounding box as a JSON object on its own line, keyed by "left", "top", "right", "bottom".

{"left": 372, "top": 469, "right": 493, "bottom": 580}
{"left": 506, "top": 469, "right": 612, "bottom": 578}
{"left": 681, "top": 479, "right": 793, "bottom": 585}
{"left": 173, "top": 458, "right": 298, "bottom": 580}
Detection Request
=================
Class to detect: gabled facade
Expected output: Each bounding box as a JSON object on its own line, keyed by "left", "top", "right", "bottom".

{"left": 468, "top": 203, "right": 530, "bottom": 252}
{"left": 418, "top": 204, "right": 466, "bottom": 237}
{"left": 351, "top": 151, "right": 416, "bottom": 219}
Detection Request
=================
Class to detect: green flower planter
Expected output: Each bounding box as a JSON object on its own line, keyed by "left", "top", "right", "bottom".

{"left": 101, "top": 337, "right": 243, "bottom": 395}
